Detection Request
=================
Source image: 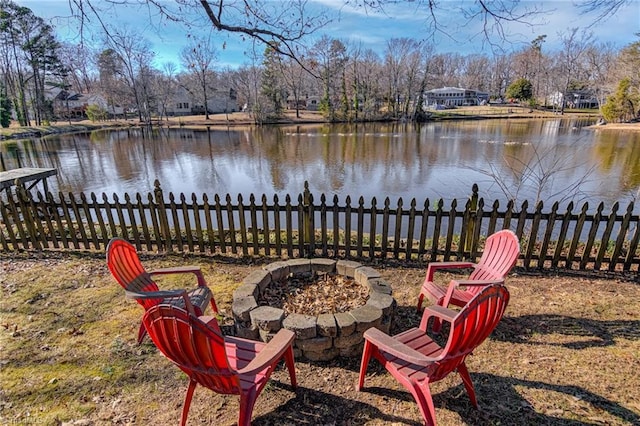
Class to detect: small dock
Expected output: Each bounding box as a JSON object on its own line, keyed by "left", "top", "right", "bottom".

{"left": 0, "top": 167, "right": 57, "bottom": 193}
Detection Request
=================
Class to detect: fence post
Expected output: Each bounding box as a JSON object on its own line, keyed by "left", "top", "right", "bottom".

{"left": 153, "top": 180, "right": 170, "bottom": 252}
{"left": 465, "top": 184, "right": 479, "bottom": 253}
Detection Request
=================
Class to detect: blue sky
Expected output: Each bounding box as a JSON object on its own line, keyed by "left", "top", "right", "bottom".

{"left": 16, "top": 0, "right": 640, "bottom": 70}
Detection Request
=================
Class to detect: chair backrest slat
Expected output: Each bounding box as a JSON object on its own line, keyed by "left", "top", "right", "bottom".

{"left": 468, "top": 230, "right": 520, "bottom": 290}
{"left": 435, "top": 285, "right": 509, "bottom": 378}
{"left": 143, "top": 305, "right": 241, "bottom": 395}
{"left": 107, "top": 238, "right": 160, "bottom": 309}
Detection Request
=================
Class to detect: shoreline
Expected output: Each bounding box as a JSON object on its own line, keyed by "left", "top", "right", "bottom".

{"left": 2, "top": 109, "right": 638, "bottom": 141}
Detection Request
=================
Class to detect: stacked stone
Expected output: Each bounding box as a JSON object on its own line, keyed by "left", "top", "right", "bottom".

{"left": 232, "top": 258, "right": 396, "bottom": 361}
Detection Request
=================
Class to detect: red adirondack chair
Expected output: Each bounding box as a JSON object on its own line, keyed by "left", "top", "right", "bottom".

{"left": 358, "top": 283, "right": 510, "bottom": 426}
{"left": 106, "top": 237, "right": 217, "bottom": 343}
{"left": 417, "top": 229, "right": 519, "bottom": 312}
{"left": 142, "top": 303, "right": 297, "bottom": 426}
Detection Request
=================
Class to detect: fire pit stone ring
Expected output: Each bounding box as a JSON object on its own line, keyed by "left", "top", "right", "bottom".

{"left": 232, "top": 258, "right": 396, "bottom": 361}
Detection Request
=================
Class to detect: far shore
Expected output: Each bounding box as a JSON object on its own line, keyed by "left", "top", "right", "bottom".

{"left": 2, "top": 107, "right": 639, "bottom": 142}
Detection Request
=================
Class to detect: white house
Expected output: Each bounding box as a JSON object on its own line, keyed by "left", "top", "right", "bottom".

{"left": 425, "top": 87, "right": 489, "bottom": 107}
{"left": 163, "top": 87, "right": 239, "bottom": 116}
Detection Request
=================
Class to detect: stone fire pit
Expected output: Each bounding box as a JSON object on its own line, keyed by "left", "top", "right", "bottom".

{"left": 232, "top": 259, "right": 396, "bottom": 361}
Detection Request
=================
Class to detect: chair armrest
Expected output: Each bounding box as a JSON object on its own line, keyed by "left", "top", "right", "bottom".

{"left": 364, "top": 327, "right": 438, "bottom": 366}
{"left": 425, "top": 261, "right": 476, "bottom": 281}
{"left": 198, "top": 315, "right": 222, "bottom": 334}
{"left": 125, "top": 289, "right": 197, "bottom": 315}
{"left": 149, "top": 266, "right": 207, "bottom": 287}
{"left": 419, "top": 304, "right": 458, "bottom": 330}
{"left": 236, "top": 329, "right": 295, "bottom": 376}
{"left": 440, "top": 278, "right": 505, "bottom": 309}
{"left": 453, "top": 279, "right": 505, "bottom": 287}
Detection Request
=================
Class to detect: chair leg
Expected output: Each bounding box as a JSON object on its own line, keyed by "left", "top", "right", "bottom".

{"left": 357, "top": 340, "right": 373, "bottom": 390}
{"left": 457, "top": 362, "right": 478, "bottom": 408}
{"left": 417, "top": 293, "right": 424, "bottom": 312}
{"left": 283, "top": 345, "right": 297, "bottom": 388}
{"left": 181, "top": 379, "right": 198, "bottom": 426}
{"left": 137, "top": 322, "right": 147, "bottom": 344}
{"left": 238, "top": 390, "right": 258, "bottom": 426}
{"left": 413, "top": 381, "right": 438, "bottom": 426}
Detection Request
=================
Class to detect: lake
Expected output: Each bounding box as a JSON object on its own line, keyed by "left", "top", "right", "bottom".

{"left": 1, "top": 118, "right": 639, "bottom": 212}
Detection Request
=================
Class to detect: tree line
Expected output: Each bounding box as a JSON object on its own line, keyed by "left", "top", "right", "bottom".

{"left": 1, "top": 0, "right": 638, "bottom": 127}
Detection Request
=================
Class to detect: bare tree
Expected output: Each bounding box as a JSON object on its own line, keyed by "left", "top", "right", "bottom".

{"left": 181, "top": 36, "right": 218, "bottom": 120}
{"left": 102, "top": 28, "right": 156, "bottom": 122}
{"left": 155, "top": 62, "right": 179, "bottom": 121}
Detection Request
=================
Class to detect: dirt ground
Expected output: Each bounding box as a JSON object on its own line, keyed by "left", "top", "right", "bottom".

{"left": 1, "top": 251, "right": 639, "bottom": 425}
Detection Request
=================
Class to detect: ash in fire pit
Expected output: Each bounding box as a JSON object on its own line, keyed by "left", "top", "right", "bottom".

{"left": 232, "top": 259, "right": 396, "bottom": 361}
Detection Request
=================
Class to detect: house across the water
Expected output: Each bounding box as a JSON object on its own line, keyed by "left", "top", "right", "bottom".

{"left": 425, "top": 87, "right": 489, "bottom": 107}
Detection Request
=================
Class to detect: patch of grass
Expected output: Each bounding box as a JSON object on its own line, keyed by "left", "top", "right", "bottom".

{"left": 1, "top": 251, "right": 639, "bottom": 425}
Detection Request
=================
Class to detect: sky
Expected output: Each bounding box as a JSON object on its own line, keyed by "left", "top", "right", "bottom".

{"left": 14, "top": 0, "right": 640, "bottom": 70}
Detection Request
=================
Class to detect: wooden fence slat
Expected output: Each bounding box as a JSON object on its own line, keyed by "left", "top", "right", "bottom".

{"left": 503, "top": 200, "right": 514, "bottom": 231}
{"left": 237, "top": 194, "right": 249, "bottom": 256}
{"left": 393, "top": 198, "right": 403, "bottom": 260}
{"left": 61, "top": 193, "right": 80, "bottom": 249}
{"left": 610, "top": 202, "right": 634, "bottom": 272}
{"left": 192, "top": 194, "right": 204, "bottom": 253}
{"left": 369, "top": 197, "right": 377, "bottom": 259}
{"left": 37, "top": 191, "right": 58, "bottom": 249}
{"left": 567, "top": 203, "right": 589, "bottom": 269}
{"left": 225, "top": 194, "right": 238, "bottom": 255}
{"left": 262, "top": 194, "right": 270, "bottom": 256}
{"left": 22, "top": 188, "right": 46, "bottom": 250}
{"left": 297, "top": 194, "right": 305, "bottom": 256}
{"left": 211, "top": 194, "right": 224, "bottom": 254}
{"left": 431, "top": 199, "right": 444, "bottom": 262}
{"left": 124, "top": 193, "right": 141, "bottom": 250}
{"left": 487, "top": 199, "right": 499, "bottom": 236}
{"left": 418, "top": 199, "right": 429, "bottom": 258}
{"left": 11, "top": 188, "right": 34, "bottom": 249}
{"left": 308, "top": 193, "right": 315, "bottom": 257}
{"left": 581, "top": 203, "right": 604, "bottom": 270}
{"left": 444, "top": 199, "right": 456, "bottom": 261}
{"left": 81, "top": 193, "right": 101, "bottom": 250}
{"left": 168, "top": 192, "right": 182, "bottom": 251}
{"left": 552, "top": 202, "right": 573, "bottom": 268}
{"left": 285, "top": 194, "right": 293, "bottom": 258}
{"left": 458, "top": 199, "right": 471, "bottom": 261}
{"left": 345, "top": 196, "right": 352, "bottom": 257}
{"left": 472, "top": 198, "right": 485, "bottom": 260}
{"left": 538, "top": 202, "right": 559, "bottom": 269}
{"left": 53, "top": 193, "right": 70, "bottom": 249}
{"left": 147, "top": 193, "right": 162, "bottom": 251}
{"left": 524, "top": 201, "right": 543, "bottom": 268}
{"left": 154, "top": 182, "right": 171, "bottom": 252}
{"left": 515, "top": 200, "right": 528, "bottom": 242}
{"left": 624, "top": 213, "right": 640, "bottom": 271}
{"left": 274, "top": 195, "right": 283, "bottom": 255}
{"left": 332, "top": 195, "right": 339, "bottom": 256}
{"left": 381, "top": 197, "right": 390, "bottom": 258}
{"left": 357, "top": 197, "right": 365, "bottom": 258}
{"left": 180, "top": 194, "right": 194, "bottom": 252}
{"left": 319, "top": 194, "right": 328, "bottom": 257}
{"left": 406, "top": 199, "right": 416, "bottom": 260}
{"left": 249, "top": 195, "right": 259, "bottom": 254}
{"left": 0, "top": 196, "right": 19, "bottom": 249}
{"left": 135, "top": 194, "right": 152, "bottom": 251}
{"left": 595, "top": 202, "right": 619, "bottom": 270}
{"left": 103, "top": 193, "right": 117, "bottom": 241}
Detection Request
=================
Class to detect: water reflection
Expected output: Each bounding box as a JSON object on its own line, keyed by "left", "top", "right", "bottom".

{"left": 1, "top": 119, "right": 638, "bottom": 211}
